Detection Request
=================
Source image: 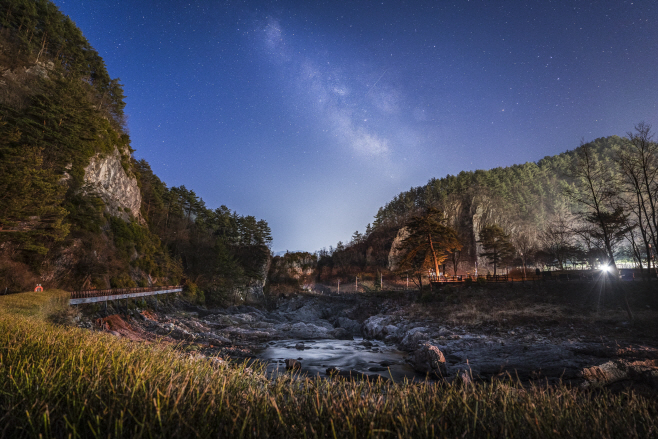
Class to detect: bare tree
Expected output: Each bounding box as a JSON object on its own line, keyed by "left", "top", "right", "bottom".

{"left": 449, "top": 247, "right": 462, "bottom": 277}
{"left": 540, "top": 214, "right": 578, "bottom": 270}
{"left": 563, "top": 140, "right": 633, "bottom": 321}
{"left": 513, "top": 226, "right": 537, "bottom": 279}
{"left": 617, "top": 122, "right": 658, "bottom": 279}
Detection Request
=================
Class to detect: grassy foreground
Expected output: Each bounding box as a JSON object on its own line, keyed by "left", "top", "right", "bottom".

{"left": 0, "top": 292, "right": 656, "bottom": 438}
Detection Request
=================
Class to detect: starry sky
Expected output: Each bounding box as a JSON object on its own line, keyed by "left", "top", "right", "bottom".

{"left": 52, "top": 0, "right": 658, "bottom": 253}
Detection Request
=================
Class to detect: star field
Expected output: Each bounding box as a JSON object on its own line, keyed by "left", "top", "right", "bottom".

{"left": 52, "top": 0, "right": 658, "bottom": 252}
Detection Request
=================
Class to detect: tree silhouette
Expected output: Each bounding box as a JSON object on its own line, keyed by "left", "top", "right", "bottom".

{"left": 479, "top": 224, "right": 515, "bottom": 276}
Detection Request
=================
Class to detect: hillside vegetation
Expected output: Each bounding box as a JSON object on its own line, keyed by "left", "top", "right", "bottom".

{"left": 0, "top": 0, "right": 270, "bottom": 301}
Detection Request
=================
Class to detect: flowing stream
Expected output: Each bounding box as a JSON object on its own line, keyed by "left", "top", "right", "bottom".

{"left": 256, "top": 338, "right": 423, "bottom": 381}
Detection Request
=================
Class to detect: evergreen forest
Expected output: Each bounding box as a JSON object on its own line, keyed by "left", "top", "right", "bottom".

{"left": 0, "top": 0, "right": 271, "bottom": 302}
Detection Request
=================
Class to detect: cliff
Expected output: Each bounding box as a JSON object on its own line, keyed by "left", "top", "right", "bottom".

{"left": 83, "top": 148, "right": 142, "bottom": 221}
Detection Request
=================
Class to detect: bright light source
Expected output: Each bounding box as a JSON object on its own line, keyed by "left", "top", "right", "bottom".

{"left": 601, "top": 265, "right": 610, "bottom": 272}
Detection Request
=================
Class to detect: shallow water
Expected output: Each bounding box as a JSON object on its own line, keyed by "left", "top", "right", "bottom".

{"left": 256, "top": 338, "right": 423, "bottom": 382}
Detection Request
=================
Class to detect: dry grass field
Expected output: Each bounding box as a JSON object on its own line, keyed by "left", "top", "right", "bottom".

{"left": 0, "top": 288, "right": 656, "bottom": 438}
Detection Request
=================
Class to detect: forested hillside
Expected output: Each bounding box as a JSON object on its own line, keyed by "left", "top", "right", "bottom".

{"left": 319, "top": 134, "right": 656, "bottom": 281}
{"left": 0, "top": 0, "right": 271, "bottom": 301}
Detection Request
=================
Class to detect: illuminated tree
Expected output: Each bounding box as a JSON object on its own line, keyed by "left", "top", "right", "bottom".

{"left": 396, "top": 208, "right": 461, "bottom": 289}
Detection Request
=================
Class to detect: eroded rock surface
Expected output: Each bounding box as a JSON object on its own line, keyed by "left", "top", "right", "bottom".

{"left": 83, "top": 148, "right": 142, "bottom": 220}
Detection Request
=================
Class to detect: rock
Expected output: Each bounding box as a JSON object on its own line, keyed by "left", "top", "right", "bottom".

{"left": 295, "top": 342, "right": 305, "bottom": 350}
{"left": 335, "top": 317, "right": 362, "bottom": 335}
{"left": 411, "top": 343, "right": 447, "bottom": 377}
{"left": 580, "top": 359, "right": 658, "bottom": 387}
{"left": 286, "top": 322, "right": 332, "bottom": 339}
{"left": 293, "top": 303, "right": 323, "bottom": 322}
{"left": 360, "top": 340, "right": 373, "bottom": 347}
{"left": 248, "top": 258, "right": 272, "bottom": 304}
{"left": 199, "top": 332, "right": 231, "bottom": 344}
{"left": 315, "top": 319, "right": 335, "bottom": 330}
{"left": 399, "top": 327, "right": 431, "bottom": 350}
{"left": 83, "top": 148, "right": 142, "bottom": 221}
{"left": 330, "top": 328, "right": 353, "bottom": 340}
{"left": 581, "top": 361, "right": 627, "bottom": 385}
{"left": 388, "top": 226, "right": 410, "bottom": 271}
{"left": 362, "top": 315, "right": 400, "bottom": 340}
{"left": 326, "top": 366, "right": 339, "bottom": 375}
{"left": 285, "top": 359, "right": 302, "bottom": 370}
{"left": 26, "top": 63, "right": 49, "bottom": 78}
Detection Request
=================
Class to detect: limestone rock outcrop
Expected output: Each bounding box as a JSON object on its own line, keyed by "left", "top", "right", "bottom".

{"left": 244, "top": 256, "right": 272, "bottom": 304}
{"left": 388, "top": 227, "right": 410, "bottom": 271}
{"left": 82, "top": 148, "right": 142, "bottom": 221}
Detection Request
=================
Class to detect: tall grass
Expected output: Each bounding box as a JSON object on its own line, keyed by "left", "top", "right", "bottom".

{"left": 0, "top": 291, "right": 656, "bottom": 438}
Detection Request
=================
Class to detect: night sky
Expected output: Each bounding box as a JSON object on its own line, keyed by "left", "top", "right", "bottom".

{"left": 51, "top": 0, "right": 658, "bottom": 253}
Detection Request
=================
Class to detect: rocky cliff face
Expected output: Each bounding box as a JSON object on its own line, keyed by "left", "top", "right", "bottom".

{"left": 269, "top": 253, "right": 317, "bottom": 283}
{"left": 243, "top": 255, "right": 272, "bottom": 303}
{"left": 388, "top": 227, "right": 410, "bottom": 271}
{"left": 83, "top": 148, "right": 142, "bottom": 221}
{"left": 386, "top": 194, "right": 514, "bottom": 274}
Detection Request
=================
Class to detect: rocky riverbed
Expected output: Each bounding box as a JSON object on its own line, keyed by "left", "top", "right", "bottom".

{"left": 77, "top": 288, "right": 658, "bottom": 390}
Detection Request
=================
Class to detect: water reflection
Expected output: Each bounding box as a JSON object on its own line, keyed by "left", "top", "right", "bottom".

{"left": 256, "top": 338, "right": 424, "bottom": 382}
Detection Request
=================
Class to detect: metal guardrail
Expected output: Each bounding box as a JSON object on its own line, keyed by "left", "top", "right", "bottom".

{"left": 70, "top": 286, "right": 180, "bottom": 299}
{"left": 69, "top": 286, "right": 182, "bottom": 305}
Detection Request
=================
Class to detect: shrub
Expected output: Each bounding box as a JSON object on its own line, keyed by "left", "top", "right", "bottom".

{"left": 183, "top": 280, "right": 201, "bottom": 303}
{"left": 91, "top": 277, "right": 107, "bottom": 289}
{"left": 110, "top": 274, "right": 137, "bottom": 288}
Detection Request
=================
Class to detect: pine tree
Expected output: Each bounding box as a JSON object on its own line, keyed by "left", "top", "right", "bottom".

{"left": 397, "top": 208, "right": 461, "bottom": 289}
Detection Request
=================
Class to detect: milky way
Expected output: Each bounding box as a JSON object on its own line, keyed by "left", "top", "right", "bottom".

{"left": 52, "top": 0, "right": 658, "bottom": 252}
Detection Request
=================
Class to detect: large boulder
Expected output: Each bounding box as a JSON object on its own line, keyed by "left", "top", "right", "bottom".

{"left": 411, "top": 343, "right": 448, "bottom": 377}
{"left": 580, "top": 361, "right": 627, "bottom": 385}
{"left": 330, "top": 327, "right": 353, "bottom": 340}
{"left": 580, "top": 359, "right": 658, "bottom": 387}
{"left": 362, "top": 315, "right": 400, "bottom": 340}
{"left": 335, "top": 317, "right": 362, "bottom": 335}
{"left": 399, "top": 327, "right": 431, "bottom": 350}
{"left": 286, "top": 322, "right": 332, "bottom": 339}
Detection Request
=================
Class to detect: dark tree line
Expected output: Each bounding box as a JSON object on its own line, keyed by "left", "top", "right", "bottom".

{"left": 134, "top": 160, "right": 272, "bottom": 304}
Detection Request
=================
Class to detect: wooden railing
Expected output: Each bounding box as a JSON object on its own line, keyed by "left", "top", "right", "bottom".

{"left": 429, "top": 273, "right": 604, "bottom": 283}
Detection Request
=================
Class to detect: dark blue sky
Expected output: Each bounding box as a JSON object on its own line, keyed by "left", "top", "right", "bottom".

{"left": 52, "top": 0, "right": 658, "bottom": 252}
